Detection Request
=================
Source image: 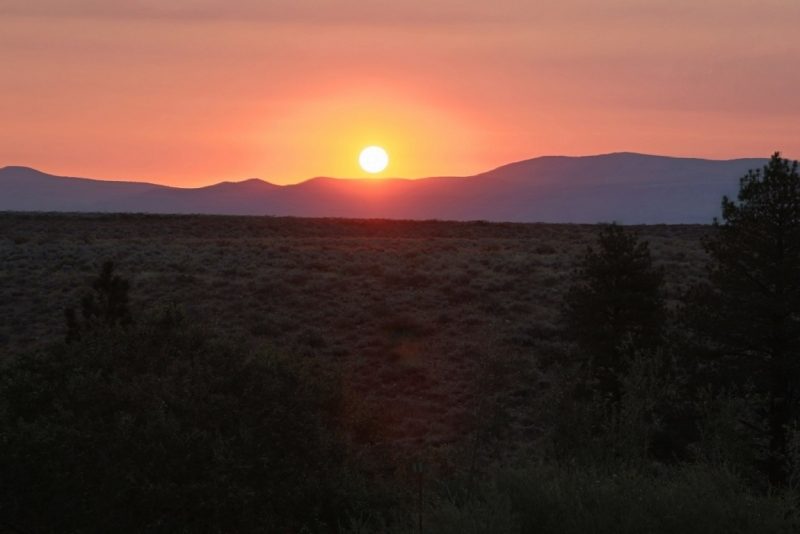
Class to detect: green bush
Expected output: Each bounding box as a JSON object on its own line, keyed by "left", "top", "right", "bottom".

{"left": 0, "top": 307, "right": 361, "bottom": 533}
{"left": 493, "top": 463, "right": 796, "bottom": 534}
{"left": 344, "top": 464, "right": 797, "bottom": 534}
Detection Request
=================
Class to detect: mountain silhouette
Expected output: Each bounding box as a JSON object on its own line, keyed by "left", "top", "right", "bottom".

{"left": 0, "top": 153, "right": 768, "bottom": 223}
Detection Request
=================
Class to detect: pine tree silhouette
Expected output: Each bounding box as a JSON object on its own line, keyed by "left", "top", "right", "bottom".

{"left": 562, "top": 223, "right": 666, "bottom": 399}
{"left": 684, "top": 152, "right": 800, "bottom": 487}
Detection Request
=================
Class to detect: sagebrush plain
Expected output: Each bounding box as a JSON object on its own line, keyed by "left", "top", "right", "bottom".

{"left": 0, "top": 212, "right": 709, "bottom": 451}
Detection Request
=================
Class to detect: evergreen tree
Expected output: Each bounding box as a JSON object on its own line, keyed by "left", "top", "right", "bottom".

{"left": 562, "top": 223, "right": 667, "bottom": 398}
{"left": 65, "top": 260, "right": 132, "bottom": 342}
{"left": 684, "top": 152, "right": 800, "bottom": 487}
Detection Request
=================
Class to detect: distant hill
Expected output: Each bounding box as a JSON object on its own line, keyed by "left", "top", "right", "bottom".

{"left": 0, "top": 153, "right": 769, "bottom": 223}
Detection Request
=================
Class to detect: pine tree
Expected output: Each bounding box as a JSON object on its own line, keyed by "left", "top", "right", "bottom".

{"left": 562, "top": 223, "right": 667, "bottom": 398}
{"left": 684, "top": 152, "right": 800, "bottom": 486}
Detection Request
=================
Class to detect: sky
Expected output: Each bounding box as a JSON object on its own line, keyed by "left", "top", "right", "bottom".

{"left": 1, "top": 0, "right": 798, "bottom": 187}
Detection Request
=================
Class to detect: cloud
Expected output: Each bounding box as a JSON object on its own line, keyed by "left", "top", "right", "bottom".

{"left": 2, "top": 0, "right": 795, "bottom": 27}
{"left": 0, "top": 0, "right": 490, "bottom": 25}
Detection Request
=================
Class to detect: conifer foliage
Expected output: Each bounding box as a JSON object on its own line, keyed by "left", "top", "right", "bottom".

{"left": 684, "top": 153, "right": 800, "bottom": 486}
{"left": 562, "top": 223, "right": 667, "bottom": 396}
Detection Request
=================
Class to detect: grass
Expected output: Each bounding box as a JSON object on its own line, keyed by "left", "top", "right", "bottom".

{"left": 342, "top": 463, "right": 797, "bottom": 534}
{"left": 0, "top": 212, "right": 710, "bottom": 455}
{"left": 6, "top": 212, "right": 798, "bottom": 533}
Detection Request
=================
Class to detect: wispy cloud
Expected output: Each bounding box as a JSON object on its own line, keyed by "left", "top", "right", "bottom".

{"left": 2, "top": 0, "right": 795, "bottom": 26}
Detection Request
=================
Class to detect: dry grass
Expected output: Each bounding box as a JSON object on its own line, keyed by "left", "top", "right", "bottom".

{"left": 0, "top": 213, "right": 710, "bottom": 453}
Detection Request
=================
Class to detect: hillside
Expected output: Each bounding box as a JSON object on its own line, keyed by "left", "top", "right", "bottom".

{"left": 0, "top": 153, "right": 767, "bottom": 223}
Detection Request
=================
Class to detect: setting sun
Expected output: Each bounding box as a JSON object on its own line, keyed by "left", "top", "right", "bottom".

{"left": 359, "top": 146, "right": 389, "bottom": 174}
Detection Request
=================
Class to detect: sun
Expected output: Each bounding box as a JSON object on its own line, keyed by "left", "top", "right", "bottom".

{"left": 359, "top": 146, "right": 389, "bottom": 173}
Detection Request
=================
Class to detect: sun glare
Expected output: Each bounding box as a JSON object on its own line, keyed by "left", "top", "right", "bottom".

{"left": 359, "top": 146, "right": 389, "bottom": 174}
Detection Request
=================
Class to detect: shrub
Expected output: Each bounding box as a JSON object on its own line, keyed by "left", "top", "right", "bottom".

{"left": 0, "top": 307, "right": 359, "bottom": 533}
{"left": 343, "top": 462, "right": 797, "bottom": 534}
{"left": 64, "top": 260, "right": 132, "bottom": 342}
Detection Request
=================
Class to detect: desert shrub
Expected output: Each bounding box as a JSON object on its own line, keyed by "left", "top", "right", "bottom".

{"left": 691, "top": 385, "right": 766, "bottom": 484}
{"left": 0, "top": 306, "right": 365, "bottom": 533}
{"left": 494, "top": 463, "right": 795, "bottom": 534}
{"left": 534, "top": 243, "right": 556, "bottom": 254}
{"left": 448, "top": 287, "right": 479, "bottom": 304}
{"left": 343, "top": 462, "right": 797, "bottom": 534}
{"left": 64, "top": 260, "right": 132, "bottom": 342}
{"left": 544, "top": 344, "right": 668, "bottom": 468}
{"left": 298, "top": 326, "right": 327, "bottom": 348}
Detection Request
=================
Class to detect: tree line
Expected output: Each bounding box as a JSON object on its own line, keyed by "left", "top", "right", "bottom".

{"left": 562, "top": 152, "right": 800, "bottom": 487}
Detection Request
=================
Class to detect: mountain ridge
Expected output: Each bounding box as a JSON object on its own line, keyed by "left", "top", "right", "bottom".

{"left": 0, "top": 153, "right": 771, "bottom": 223}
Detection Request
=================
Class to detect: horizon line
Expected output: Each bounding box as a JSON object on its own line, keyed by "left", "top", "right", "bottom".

{"left": 0, "top": 151, "right": 774, "bottom": 190}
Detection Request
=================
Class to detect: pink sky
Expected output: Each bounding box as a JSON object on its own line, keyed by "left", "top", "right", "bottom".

{"left": 1, "top": 0, "right": 798, "bottom": 186}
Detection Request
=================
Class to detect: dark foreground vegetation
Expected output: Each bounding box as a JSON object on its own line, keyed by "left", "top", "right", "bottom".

{"left": 0, "top": 153, "right": 798, "bottom": 532}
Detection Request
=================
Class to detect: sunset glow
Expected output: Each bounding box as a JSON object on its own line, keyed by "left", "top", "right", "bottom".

{"left": 359, "top": 147, "right": 389, "bottom": 174}
{"left": 0, "top": 1, "right": 798, "bottom": 186}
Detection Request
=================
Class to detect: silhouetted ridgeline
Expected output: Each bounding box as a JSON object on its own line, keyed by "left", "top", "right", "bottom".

{"left": 0, "top": 153, "right": 767, "bottom": 223}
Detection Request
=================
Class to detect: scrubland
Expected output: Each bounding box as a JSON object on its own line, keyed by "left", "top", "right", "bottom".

{"left": 0, "top": 213, "right": 708, "bottom": 448}
{"left": 7, "top": 212, "right": 794, "bottom": 533}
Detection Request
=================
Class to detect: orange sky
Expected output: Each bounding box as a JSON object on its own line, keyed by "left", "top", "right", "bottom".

{"left": 1, "top": 0, "right": 798, "bottom": 186}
